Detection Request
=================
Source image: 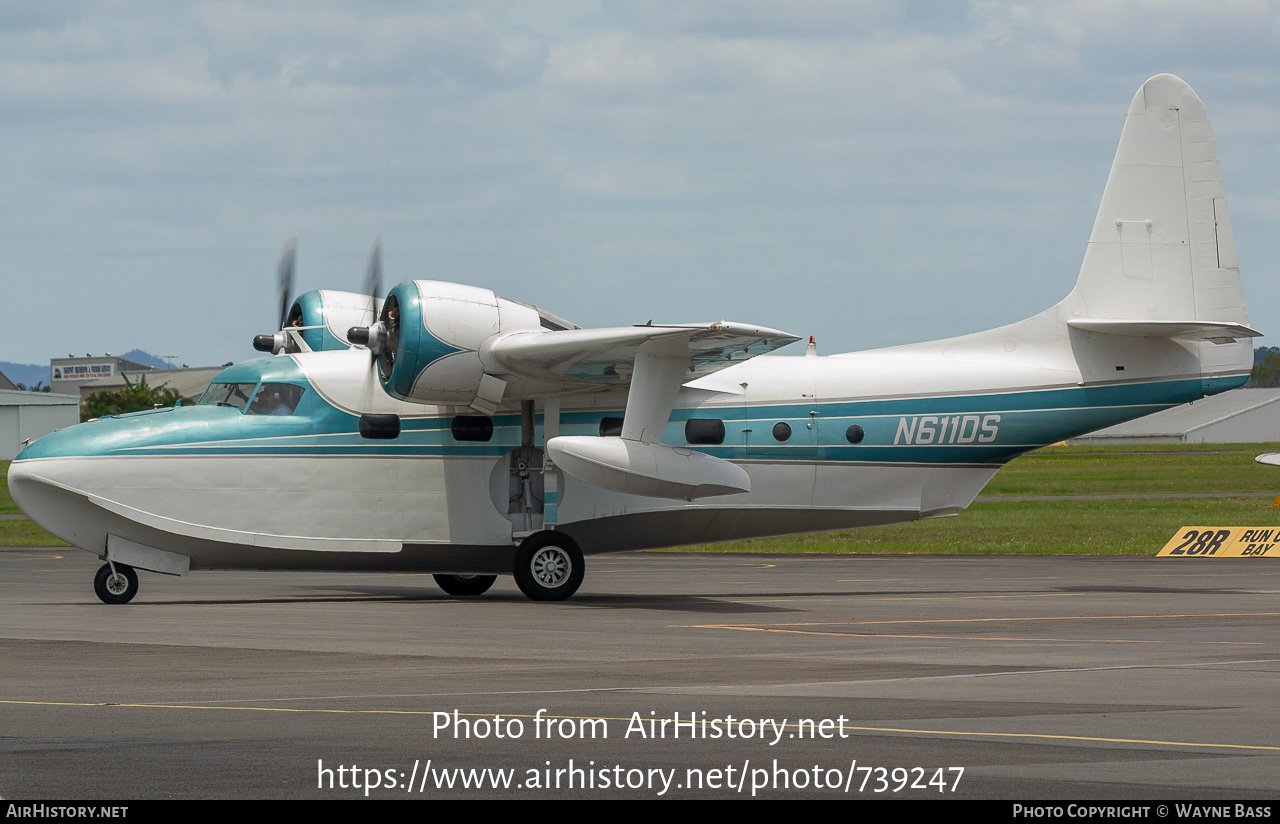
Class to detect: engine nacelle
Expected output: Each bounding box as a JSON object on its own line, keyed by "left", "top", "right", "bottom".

{"left": 376, "top": 281, "right": 544, "bottom": 406}
{"left": 284, "top": 290, "right": 382, "bottom": 352}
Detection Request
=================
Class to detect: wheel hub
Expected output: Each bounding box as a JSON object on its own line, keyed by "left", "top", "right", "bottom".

{"left": 531, "top": 547, "right": 571, "bottom": 587}
{"left": 106, "top": 574, "right": 129, "bottom": 596}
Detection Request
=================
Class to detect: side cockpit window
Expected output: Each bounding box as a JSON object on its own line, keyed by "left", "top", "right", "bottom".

{"left": 248, "top": 383, "right": 306, "bottom": 416}
{"left": 199, "top": 382, "right": 257, "bottom": 412}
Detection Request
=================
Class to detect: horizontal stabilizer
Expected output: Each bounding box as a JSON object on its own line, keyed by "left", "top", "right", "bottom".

{"left": 1067, "top": 318, "right": 1261, "bottom": 344}
{"left": 547, "top": 436, "right": 750, "bottom": 500}
{"left": 1257, "top": 454, "right": 1280, "bottom": 468}
{"left": 488, "top": 321, "right": 797, "bottom": 386}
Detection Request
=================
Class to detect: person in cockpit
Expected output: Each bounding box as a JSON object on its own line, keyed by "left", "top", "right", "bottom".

{"left": 250, "top": 385, "right": 294, "bottom": 416}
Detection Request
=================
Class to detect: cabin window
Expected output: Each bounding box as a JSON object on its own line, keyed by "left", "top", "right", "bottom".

{"left": 685, "top": 418, "right": 726, "bottom": 445}
{"left": 846, "top": 424, "right": 865, "bottom": 444}
{"left": 199, "top": 382, "right": 257, "bottom": 412}
{"left": 772, "top": 422, "right": 792, "bottom": 442}
{"left": 247, "top": 383, "right": 306, "bottom": 416}
{"left": 452, "top": 416, "right": 494, "bottom": 442}
{"left": 599, "top": 417, "right": 624, "bottom": 437}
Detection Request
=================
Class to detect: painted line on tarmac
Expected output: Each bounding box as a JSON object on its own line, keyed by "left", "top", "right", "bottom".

{"left": 725, "top": 594, "right": 1078, "bottom": 604}
{"left": 681, "top": 610, "right": 1280, "bottom": 628}
{"left": 687, "top": 626, "right": 1262, "bottom": 645}
{"left": 1, "top": 699, "right": 1277, "bottom": 753}
{"left": 637, "top": 657, "right": 1280, "bottom": 692}
{"left": 843, "top": 593, "right": 1073, "bottom": 601}
{"left": 680, "top": 611, "right": 1280, "bottom": 644}
{"left": 58, "top": 656, "right": 1280, "bottom": 706}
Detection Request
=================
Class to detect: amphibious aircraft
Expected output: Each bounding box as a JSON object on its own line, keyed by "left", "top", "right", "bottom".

{"left": 10, "top": 74, "right": 1259, "bottom": 603}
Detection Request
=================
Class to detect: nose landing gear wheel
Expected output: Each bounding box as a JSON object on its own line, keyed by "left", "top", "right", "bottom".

{"left": 94, "top": 563, "right": 139, "bottom": 605}
{"left": 513, "top": 533, "right": 584, "bottom": 602}
{"left": 433, "top": 574, "right": 497, "bottom": 597}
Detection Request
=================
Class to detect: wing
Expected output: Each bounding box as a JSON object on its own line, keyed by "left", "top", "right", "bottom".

{"left": 486, "top": 321, "right": 798, "bottom": 501}
{"left": 487, "top": 321, "right": 798, "bottom": 386}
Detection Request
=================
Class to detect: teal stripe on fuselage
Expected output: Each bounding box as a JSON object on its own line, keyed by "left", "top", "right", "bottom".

{"left": 558, "top": 375, "right": 1222, "bottom": 425}
{"left": 15, "top": 373, "right": 1244, "bottom": 465}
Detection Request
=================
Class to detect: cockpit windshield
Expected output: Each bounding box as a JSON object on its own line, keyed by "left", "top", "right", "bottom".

{"left": 199, "top": 382, "right": 257, "bottom": 411}
{"left": 199, "top": 381, "right": 307, "bottom": 415}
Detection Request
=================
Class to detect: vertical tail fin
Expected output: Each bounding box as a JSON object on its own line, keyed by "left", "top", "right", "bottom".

{"left": 1076, "top": 74, "right": 1245, "bottom": 323}
{"left": 1067, "top": 74, "right": 1257, "bottom": 376}
{"left": 841, "top": 75, "right": 1255, "bottom": 396}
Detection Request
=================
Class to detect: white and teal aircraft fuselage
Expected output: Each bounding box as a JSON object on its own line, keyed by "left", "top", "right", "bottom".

{"left": 9, "top": 75, "right": 1259, "bottom": 603}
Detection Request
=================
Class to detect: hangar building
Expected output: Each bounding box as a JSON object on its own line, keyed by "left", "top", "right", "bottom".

{"left": 0, "top": 372, "right": 80, "bottom": 460}
{"left": 1070, "top": 389, "right": 1280, "bottom": 445}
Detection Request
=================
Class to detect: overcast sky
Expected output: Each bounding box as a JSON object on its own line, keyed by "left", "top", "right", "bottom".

{"left": 2, "top": 0, "right": 1278, "bottom": 368}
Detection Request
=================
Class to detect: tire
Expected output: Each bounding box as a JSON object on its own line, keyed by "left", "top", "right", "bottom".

{"left": 433, "top": 574, "right": 497, "bottom": 597}
{"left": 513, "top": 533, "right": 584, "bottom": 602}
{"left": 94, "top": 563, "right": 138, "bottom": 605}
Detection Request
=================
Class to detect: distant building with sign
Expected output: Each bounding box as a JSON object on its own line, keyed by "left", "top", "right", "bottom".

{"left": 75, "top": 366, "right": 223, "bottom": 404}
{"left": 50, "top": 355, "right": 155, "bottom": 395}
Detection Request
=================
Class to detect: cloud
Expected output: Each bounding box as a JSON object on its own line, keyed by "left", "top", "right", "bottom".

{"left": 562, "top": 159, "right": 695, "bottom": 198}
{"left": 192, "top": 1, "right": 547, "bottom": 89}
{"left": 0, "top": 1, "right": 1277, "bottom": 365}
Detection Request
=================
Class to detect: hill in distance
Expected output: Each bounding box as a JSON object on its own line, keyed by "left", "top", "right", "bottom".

{"left": 118, "top": 350, "right": 170, "bottom": 369}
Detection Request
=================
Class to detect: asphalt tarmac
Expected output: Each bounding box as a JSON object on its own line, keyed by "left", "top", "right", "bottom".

{"left": 2, "top": 546, "right": 1278, "bottom": 800}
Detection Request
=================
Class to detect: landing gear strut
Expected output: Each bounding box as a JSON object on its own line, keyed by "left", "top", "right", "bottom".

{"left": 94, "top": 562, "right": 139, "bottom": 605}
{"left": 513, "top": 532, "right": 584, "bottom": 601}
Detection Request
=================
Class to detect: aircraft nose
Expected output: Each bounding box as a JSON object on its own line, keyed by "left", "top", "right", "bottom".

{"left": 6, "top": 458, "right": 104, "bottom": 552}
{"left": 7, "top": 458, "right": 42, "bottom": 509}
{"left": 7, "top": 458, "right": 56, "bottom": 531}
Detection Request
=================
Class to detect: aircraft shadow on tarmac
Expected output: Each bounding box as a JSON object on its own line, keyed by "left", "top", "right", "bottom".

{"left": 42, "top": 583, "right": 1173, "bottom": 612}
{"left": 59, "top": 589, "right": 807, "bottom": 614}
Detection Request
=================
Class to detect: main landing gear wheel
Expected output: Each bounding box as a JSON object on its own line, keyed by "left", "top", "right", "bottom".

{"left": 433, "top": 574, "right": 497, "bottom": 597}
{"left": 94, "top": 563, "right": 139, "bottom": 605}
{"left": 513, "top": 532, "right": 584, "bottom": 602}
